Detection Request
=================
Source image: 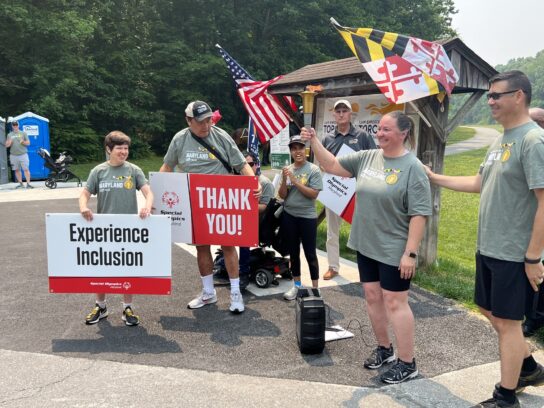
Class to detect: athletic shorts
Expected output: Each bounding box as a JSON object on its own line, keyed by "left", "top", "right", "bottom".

{"left": 10, "top": 154, "right": 29, "bottom": 171}
{"left": 357, "top": 252, "right": 411, "bottom": 292}
{"left": 475, "top": 251, "right": 534, "bottom": 320}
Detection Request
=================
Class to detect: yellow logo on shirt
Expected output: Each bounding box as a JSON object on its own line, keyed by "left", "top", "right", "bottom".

{"left": 123, "top": 176, "right": 134, "bottom": 189}
{"left": 385, "top": 174, "right": 398, "bottom": 185}
{"left": 500, "top": 142, "right": 515, "bottom": 162}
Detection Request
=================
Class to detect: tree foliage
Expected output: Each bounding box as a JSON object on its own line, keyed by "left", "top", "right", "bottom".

{"left": 0, "top": 0, "right": 456, "bottom": 161}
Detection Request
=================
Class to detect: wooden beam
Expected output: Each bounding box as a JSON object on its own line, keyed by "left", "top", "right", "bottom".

{"left": 417, "top": 101, "right": 446, "bottom": 142}
{"left": 446, "top": 90, "right": 485, "bottom": 134}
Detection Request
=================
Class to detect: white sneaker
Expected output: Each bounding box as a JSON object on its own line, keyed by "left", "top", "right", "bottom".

{"left": 283, "top": 285, "right": 299, "bottom": 301}
{"left": 187, "top": 290, "right": 217, "bottom": 309}
{"left": 229, "top": 291, "right": 245, "bottom": 314}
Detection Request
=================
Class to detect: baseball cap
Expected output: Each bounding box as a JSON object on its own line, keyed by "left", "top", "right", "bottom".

{"left": 334, "top": 99, "right": 352, "bottom": 110}
{"left": 185, "top": 101, "right": 213, "bottom": 121}
{"left": 288, "top": 135, "right": 306, "bottom": 147}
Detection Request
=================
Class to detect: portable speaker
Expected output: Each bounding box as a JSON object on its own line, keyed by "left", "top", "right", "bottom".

{"left": 295, "top": 288, "right": 326, "bottom": 354}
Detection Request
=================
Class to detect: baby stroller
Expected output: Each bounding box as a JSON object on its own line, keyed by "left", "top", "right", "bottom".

{"left": 38, "top": 148, "right": 82, "bottom": 189}
{"left": 212, "top": 198, "right": 292, "bottom": 288}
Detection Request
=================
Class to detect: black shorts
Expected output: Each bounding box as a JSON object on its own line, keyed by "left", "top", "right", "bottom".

{"left": 475, "top": 251, "right": 534, "bottom": 320}
{"left": 357, "top": 252, "right": 411, "bottom": 292}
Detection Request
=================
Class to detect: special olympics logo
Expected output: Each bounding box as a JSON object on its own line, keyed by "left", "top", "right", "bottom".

{"left": 162, "top": 191, "right": 180, "bottom": 209}
{"left": 123, "top": 282, "right": 131, "bottom": 291}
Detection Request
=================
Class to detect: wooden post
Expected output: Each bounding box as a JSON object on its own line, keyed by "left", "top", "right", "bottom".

{"left": 416, "top": 96, "right": 449, "bottom": 266}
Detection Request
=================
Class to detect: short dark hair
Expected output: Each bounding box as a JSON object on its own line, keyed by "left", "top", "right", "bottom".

{"left": 385, "top": 111, "right": 416, "bottom": 149}
{"left": 242, "top": 150, "right": 258, "bottom": 163}
{"left": 104, "top": 131, "right": 131, "bottom": 150}
{"left": 489, "top": 70, "right": 532, "bottom": 106}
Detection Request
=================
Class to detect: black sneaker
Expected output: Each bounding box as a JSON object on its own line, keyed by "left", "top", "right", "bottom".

{"left": 380, "top": 359, "right": 418, "bottom": 384}
{"left": 85, "top": 304, "right": 108, "bottom": 325}
{"left": 15, "top": 183, "right": 24, "bottom": 189}
{"left": 519, "top": 362, "right": 544, "bottom": 390}
{"left": 26, "top": 184, "right": 34, "bottom": 189}
{"left": 122, "top": 306, "right": 140, "bottom": 326}
{"left": 363, "top": 344, "right": 396, "bottom": 369}
{"left": 473, "top": 388, "right": 520, "bottom": 407}
{"left": 213, "top": 268, "right": 230, "bottom": 285}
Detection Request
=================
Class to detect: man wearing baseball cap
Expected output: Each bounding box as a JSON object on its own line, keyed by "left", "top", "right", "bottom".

{"left": 6, "top": 120, "right": 33, "bottom": 189}
{"left": 321, "top": 99, "right": 376, "bottom": 280}
{"left": 160, "top": 100, "right": 261, "bottom": 314}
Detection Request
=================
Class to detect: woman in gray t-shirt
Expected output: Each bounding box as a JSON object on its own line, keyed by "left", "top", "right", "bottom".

{"left": 301, "top": 111, "right": 431, "bottom": 385}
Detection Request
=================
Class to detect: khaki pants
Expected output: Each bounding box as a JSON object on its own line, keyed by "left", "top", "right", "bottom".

{"left": 325, "top": 207, "right": 342, "bottom": 272}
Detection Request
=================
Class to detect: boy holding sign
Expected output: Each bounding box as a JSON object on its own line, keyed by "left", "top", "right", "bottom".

{"left": 79, "top": 131, "right": 153, "bottom": 326}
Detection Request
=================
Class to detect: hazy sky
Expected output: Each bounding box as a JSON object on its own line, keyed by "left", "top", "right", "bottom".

{"left": 452, "top": 0, "right": 544, "bottom": 66}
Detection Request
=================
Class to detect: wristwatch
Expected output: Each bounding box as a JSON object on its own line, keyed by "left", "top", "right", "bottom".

{"left": 405, "top": 251, "right": 417, "bottom": 259}
{"left": 524, "top": 256, "right": 542, "bottom": 264}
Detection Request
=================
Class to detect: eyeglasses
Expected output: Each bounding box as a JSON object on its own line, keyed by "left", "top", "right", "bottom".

{"left": 486, "top": 89, "right": 520, "bottom": 100}
{"left": 12, "top": 123, "right": 18, "bottom": 126}
{"left": 247, "top": 162, "right": 256, "bottom": 166}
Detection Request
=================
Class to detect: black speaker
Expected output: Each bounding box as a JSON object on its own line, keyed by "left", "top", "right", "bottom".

{"left": 295, "top": 288, "right": 325, "bottom": 354}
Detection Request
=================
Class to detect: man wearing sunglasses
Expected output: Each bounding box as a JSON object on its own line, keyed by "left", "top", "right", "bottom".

{"left": 426, "top": 71, "right": 544, "bottom": 408}
{"left": 5, "top": 121, "right": 33, "bottom": 189}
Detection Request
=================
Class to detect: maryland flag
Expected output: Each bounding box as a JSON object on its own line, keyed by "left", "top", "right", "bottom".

{"left": 330, "top": 18, "right": 458, "bottom": 104}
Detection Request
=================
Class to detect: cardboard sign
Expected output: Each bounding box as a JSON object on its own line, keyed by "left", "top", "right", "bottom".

{"left": 270, "top": 124, "right": 291, "bottom": 169}
{"left": 46, "top": 214, "right": 172, "bottom": 294}
{"left": 317, "top": 144, "right": 357, "bottom": 220}
{"left": 150, "top": 172, "right": 193, "bottom": 243}
{"left": 189, "top": 174, "right": 259, "bottom": 246}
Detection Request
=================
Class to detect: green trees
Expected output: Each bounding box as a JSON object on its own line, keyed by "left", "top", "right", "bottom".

{"left": 0, "top": 0, "right": 457, "bottom": 161}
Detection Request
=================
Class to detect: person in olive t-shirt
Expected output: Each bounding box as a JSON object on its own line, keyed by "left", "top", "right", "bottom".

{"left": 301, "top": 111, "right": 431, "bottom": 386}
{"left": 160, "top": 100, "right": 261, "bottom": 315}
{"left": 79, "top": 131, "right": 154, "bottom": 327}
{"left": 426, "top": 71, "right": 544, "bottom": 407}
{"left": 5, "top": 121, "right": 33, "bottom": 189}
{"left": 279, "top": 135, "right": 323, "bottom": 301}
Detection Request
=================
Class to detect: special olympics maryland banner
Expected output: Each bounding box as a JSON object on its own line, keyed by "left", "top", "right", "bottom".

{"left": 189, "top": 174, "right": 259, "bottom": 247}
{"left": 46, "top": 214, "right": 172, "bottom": 295}
{"left": 317, "top": 144, "right": 357, "bottom": 223}
{"left": 150, "top": 172, "right": 193, "bottom": 243}
{"left": 315, "top": 94, "right": 404, "bottom": 146}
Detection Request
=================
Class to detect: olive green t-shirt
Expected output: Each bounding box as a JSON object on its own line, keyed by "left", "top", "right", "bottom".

{"left": 7, "top": 130, "right": 29, "bottom": 155}
{"left": 259, "top": 174, "right": 275, "bottom": 205}
{"left": 86, "top": 161, "right": 148, "bottom": 214}
{"left": 163, "top": 126, "right": 245, "bottom": 175}
{"left": 283, "top": 161, "right": 323, "bottom": 219}
{"left": 339, "top": 149, "right": 432, "bottom": 266}
{"left": 477, "top": 121, "right": 544, "bottom": 261}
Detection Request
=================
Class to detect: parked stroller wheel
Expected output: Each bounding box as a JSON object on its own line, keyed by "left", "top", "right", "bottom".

{"left": 255, "top": 269, "right": 273, "bottom": 288}
{"left": 45, "top": 180, "right": 57, "bottom": 189}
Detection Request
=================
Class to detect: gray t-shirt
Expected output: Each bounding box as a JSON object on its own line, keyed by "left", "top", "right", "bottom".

{"left": 477, "top": 121, "right": 544, "bottom": 261}
{"left": 259, "top": 174, "right": 275, "bottom": 205}
{"left": 7, "top": 130, "right": 29, "bottom": 156}
{"left": 339, "top": 149, "right": 432, "bottom": 266}
{"left": 322, "top": 124, "right": 376, "bottom": 155}
{"left": 86, "top": 161, "right": 148, "bottom": 214}
{"left": 283, "top": 161, "right": 323, "bottom": 219}
{"left": 163, "top": 126, "right": 245, "bottom": 175}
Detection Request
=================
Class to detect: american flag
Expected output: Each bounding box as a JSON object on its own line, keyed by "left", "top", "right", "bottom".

{"left": 216, "top": 44, "right": 294, "bottom": 143}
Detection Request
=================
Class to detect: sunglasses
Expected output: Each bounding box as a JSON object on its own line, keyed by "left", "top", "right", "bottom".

{"left": 486, "top": 89, "right": 520, "bottom": 100}
{"left": 247, "top": 161, "right": 256, "bottom": 166}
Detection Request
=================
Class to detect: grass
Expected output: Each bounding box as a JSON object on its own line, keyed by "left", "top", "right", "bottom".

{"left": 71, "top": 154, "right": 165, "bottom": 181}
{"left": 446, "top": 126, "right": 475, "bottom": 145}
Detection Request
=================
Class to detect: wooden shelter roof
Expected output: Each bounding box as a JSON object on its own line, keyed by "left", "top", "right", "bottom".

{"left": 269, "top": 37, "right": 498, "bottom": 96}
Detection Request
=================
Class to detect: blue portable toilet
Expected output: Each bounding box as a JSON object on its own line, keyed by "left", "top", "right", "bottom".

{"left": 8, "top": 112, "right": 50, "bottom": 180}
{"left": 0, "top": 116, "right": 8, "bottom": 184}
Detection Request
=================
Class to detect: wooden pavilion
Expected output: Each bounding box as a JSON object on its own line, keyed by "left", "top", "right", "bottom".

{"left": 268, "top": 38, "right": 498, "bottom": 266}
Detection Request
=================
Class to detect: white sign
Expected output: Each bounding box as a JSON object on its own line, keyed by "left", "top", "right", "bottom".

{"left": 23, "top": 125, "right": 39, "bottom": 136}
{"left": 317, "top": 144, "right": 357, "bottom": 216}
{"left": 316, "top": 95, "right": 404, "bottom": 146}
{"left": 46, "top": 214, "right": 171, "bottom": 278}
{"left": 270, "top": 124, "right": 291, "bottom": 169}
{"left": 149, "top": 172, "right": 193, "bottom": 243}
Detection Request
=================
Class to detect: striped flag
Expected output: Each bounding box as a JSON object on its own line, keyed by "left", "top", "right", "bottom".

{"left": 331, "top": 18, "right": 458, "bottom": 104}
{"left": 216, "top": 44, "right": 294, "bottom": 142}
